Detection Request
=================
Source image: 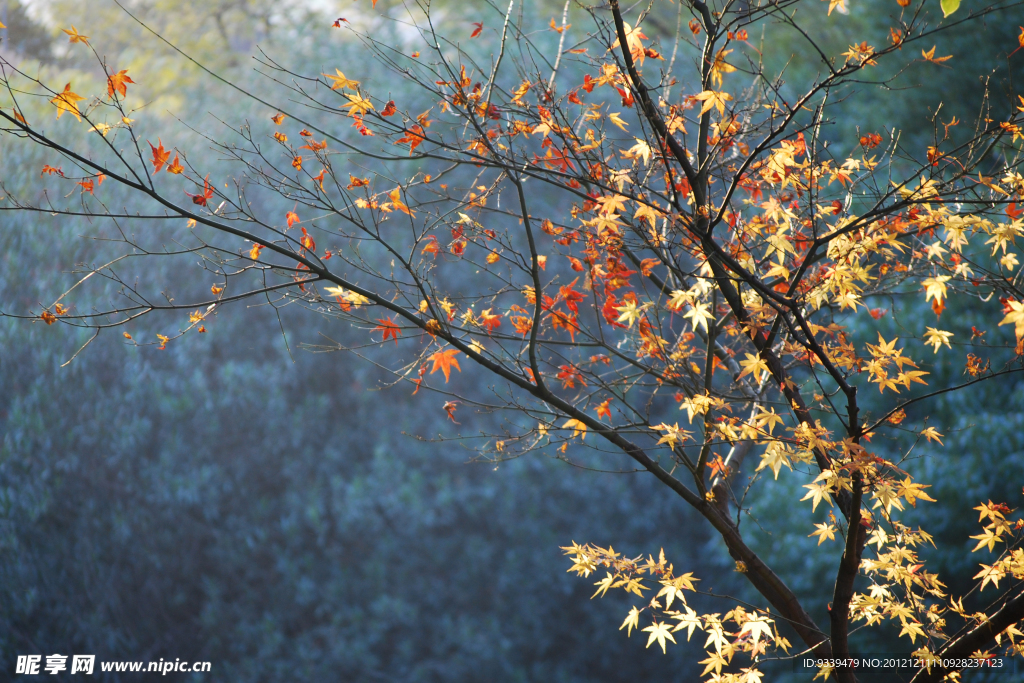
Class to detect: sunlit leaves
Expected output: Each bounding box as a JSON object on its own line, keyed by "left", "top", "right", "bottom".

{"left": 149, "top": 140, "right": 171, "bottom": 173}
{"left": 755, "top": 442, "right": 794, "bottom": 480}
{"left": 922, "top": 328, "right": 953, "bottom": 352}
{"left": 709, "top": 50, "right": 737, "bottom": 88}
{"left": 563, "top": 419, "right": 587, "bottom": 440}
{"left": 694, "top": 90, "right": 732, "bottom": 116}
{"left": 736, "top": 353, "right": 769, "bottom": 381}
{"left": 606, "top": 112, "right": 628, "bottom": 130}
{"left": 323, "top": 69, "right": 359, "bottom": 90}
{"left": 427, "top": 348, "right": 461, "bottom": 382}
{"left": 186, "top": 175, "right": 214, "bottom": 206}
{"left": 342, "top": 93, "right": 374, "bottom": 116}
{"left": 374, "top": 317, "right": 401, "bottom": 344}
{"left": 50, "top": 84, "right": 85, "bottom": 121}
{"left": 801, "top": 471, "right": 837, "bottom": 512}
{"left": 921, "top": 46, "right": 953, "bottom": 64}
{"left": 609, "top": 22, "right": 648, "bottom": 65}
{"left": 683, "top": 302, "right": 715, "bottom": 333}
{"left": 62, "top": 26, "right": 88, "bottom": 44}
{"left": 107, "top": 70, "right": 135, "bottom": 98}
{"left": 13, "top": 5, "right": 1024, "bottom": 676}
{"left": 642, "top": 622, "right": 676, "bottom": 654}
{"left": 653, "top": 423, "right": 687, "bottom": 449}
{"left": 737, "top": 615, "right": 774, "bottom": 649}
{"left": 999, "top": 299, "right": 1024, "bottom": 339}
{"left": 941, "top": 0, "right": 961, "bottom": 16}
{"left": 620, "top": 606, "right": 640, "bottom": 636}
{"left": 824, "top": 0, "right": 847, "bottom": 15}
{"left": 549, "top": 17, "right": 571, "bottom": 33}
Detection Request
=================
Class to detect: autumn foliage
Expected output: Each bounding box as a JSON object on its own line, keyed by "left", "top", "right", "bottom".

{"left": 3, "top": 0, "right": 1024, "bottom": 680}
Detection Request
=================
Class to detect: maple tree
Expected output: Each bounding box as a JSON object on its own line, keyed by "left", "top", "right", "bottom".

{"left": 2, "top": 0, "right": 1024, "bottom": 680}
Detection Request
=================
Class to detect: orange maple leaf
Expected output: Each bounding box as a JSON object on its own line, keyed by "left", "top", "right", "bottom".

{"left": 286, "top": 211, "right": 301, "bottom": 228}
{"left": 1009, "top": 27, "right": 1024, "bottom": 57}
{"left": 167, "top": 155, "right": 184, "bottom": 174}
{"left": 550, "top": 18, "right": 571, "bottom": 33}
{"left": 312, "top": 168, "right": 326, "bottom": 190}
{"left": 594, "top": 399, "right": 612, "bottom": 421}
{"left": 421, "top": 235, "right": 439, "bottom": 257}
{"left": 396, "top": 125, "right": 427, "bottom": 154}
{"left": 470, "top": 22, "right": 483, "bottom": 38}
{"left": 389, "top": 187, "right": 415, "bottom": 216}
{"left": 149, "top": 140, "right": 171, "bottom": 173}
{"left": 478, "top": 308, "right": 502, "bottom": 333}
{"left": 921, "top": 45, "right": 953, "bottom": 65}
{"left": 271, "top": 113, "right": 286, "bottom": 125}
{"left": 374, "top": 317, "right": 401, "bottom": 344}
{"left": 107, "top": 70, "right": 135, "bottom": 98}
{"left": 300, "top": 139, "right": 328, "bottom": 152}
{"left": 428, "top": 348, "right": 461, "bottom": 382}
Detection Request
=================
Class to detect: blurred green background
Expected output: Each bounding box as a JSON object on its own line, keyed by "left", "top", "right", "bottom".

{"left": 1, "top": 0, "right": 1022, "bottom": 680}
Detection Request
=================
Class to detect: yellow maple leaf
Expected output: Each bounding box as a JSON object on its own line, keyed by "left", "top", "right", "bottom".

{"left": 620, "top": 606, "right": 640, "bottom": 636}
{"left": 999, "top": 299, "right": 1024, "bottom": 339}
{"left": 62, "top": 26, "right": 89, "bottom": 44}
{"left": 343, "top": 93, "right": 375, "bottom": 116}
{"left": 50, "top": 84, "right": 86, "bottom": 121}
{"left": 737, "top": 353, "right": 770, "bottom": 381}
{"left": 642, "top": 621, "right": 677, "bottom": 654}
{"left": 606, "top": 111, "right": 628, "bottom": 131}
{"left": 897, "top": 477, "right": 936, "bottom": 507}
{"left": 609, "top": 22, "right": 648, "bottom": 65}
{"left": 825, "top": 0, "right": 847, "bottom": 15}
{"left": 709, "top": 49, "right": 737, "bottom": 87}
{"left": 974, "top": 563, "right": 1005, "bottom": 590}
{"left": 563, "top": 418, "right": 587, "bottom": 440}
{"left": 323, "top": 69, "right": 360, "bottom": 90}
{"left": 809, "top": 523, "right": 838, "bottom": 545}
{"left": 694, "top": 90, "right": 733, "bottom": 116}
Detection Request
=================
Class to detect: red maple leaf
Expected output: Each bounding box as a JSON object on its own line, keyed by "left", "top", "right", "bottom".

{"left": 374, "top": 317, "right": 401, "bottom": 344}
{"left": 186, "top": 175, "right": 214, "bottom": 206}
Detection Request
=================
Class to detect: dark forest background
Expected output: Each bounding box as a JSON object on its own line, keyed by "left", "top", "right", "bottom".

{"left": 1, "top": 0, "right": 1022, "bottom": 680}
